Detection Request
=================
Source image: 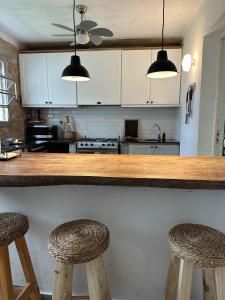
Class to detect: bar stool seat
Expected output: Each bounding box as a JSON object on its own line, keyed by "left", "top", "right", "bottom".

{"left": 169, "top": 223, "right": 225, "bottom": 268}
{"left": 0, "top": 212, "right": 29, "bottom": 246}
{"left": 0, "top": 212, "right": 41, "bottom": 300}
{"left": 48, "top": 219, "right": 111, "bottom": 300}
{"left": 165, "top": 223, "right": 225, "bottom": 300}
{"left": 48, "top": 219, "right": 110, "bottom": 264}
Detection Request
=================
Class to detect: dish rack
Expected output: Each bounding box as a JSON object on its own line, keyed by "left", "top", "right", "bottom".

{"left": 0, "top": 148, "right": 22, "bottom": 160}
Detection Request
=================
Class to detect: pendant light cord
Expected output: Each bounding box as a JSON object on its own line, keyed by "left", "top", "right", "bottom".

{"left": 161, "top": 0, "right": 165, "bottom": 50}
{"left": 73, "top": 0, "right": 77, "bottom": 55}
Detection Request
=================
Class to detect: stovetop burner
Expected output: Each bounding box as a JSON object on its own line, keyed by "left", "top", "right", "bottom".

{"left": 78, "top": 138, "right": 118, "bottom": 143}
{"left": 77, "top": 137, "right": 119, "bottom": 151}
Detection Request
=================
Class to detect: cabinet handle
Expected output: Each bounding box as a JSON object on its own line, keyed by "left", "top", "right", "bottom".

{"left": 97, "top": 101, "right": 102, "bottom": 105}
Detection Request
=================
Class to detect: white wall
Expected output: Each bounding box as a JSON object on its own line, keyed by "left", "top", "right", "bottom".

{"left": 180, "top": 0, "right": 225, "bottom": 155}
{"left": 42, "top": 107, "right": 180, "bottom": 141}
{"left": 1, "top": 185, "right": 225, "bottom": 300}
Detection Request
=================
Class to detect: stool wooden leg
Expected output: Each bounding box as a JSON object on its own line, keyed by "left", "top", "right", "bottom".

{"left": 215, "top": 267, "right": 225, "bottom": 300}
{"left": 52, "top": 262, "right": 73, "bottom": 300}
{"left": 164, "top": 255, "right": 180, "bottom": 300}
{"left": 15, "top": 236, "right": 41, "bottom": 300}
{"left": 86, "top": 256, "right": 111, "bottom": 300}
{"left": 203, "top": 269, "right": 216, "bottom": 300}
{"left": 177, "top": 259, "right": 193, "bottom": 300}
{"left": 0, "top": 245, "right": 14, "bottom": 300}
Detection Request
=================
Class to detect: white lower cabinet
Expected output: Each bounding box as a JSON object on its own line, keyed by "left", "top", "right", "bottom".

{"left": 128, "top": 144, "right": 180, "bottom": 155}
{"left": 128, "top": 144, "right": 155, "bottom": 155}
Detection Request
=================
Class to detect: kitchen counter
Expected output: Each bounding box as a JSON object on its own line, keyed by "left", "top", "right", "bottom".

{"left": 121, "top": 140, "right": 180, "bottom": 145}
{"left": 1, "top": 153, "right": 225, "bottom": 189}
{"left": 2, "top": 153, "right": 225, "bottom": 298}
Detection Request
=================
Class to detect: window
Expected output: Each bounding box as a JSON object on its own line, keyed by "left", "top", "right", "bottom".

{"left": 0, "top": 60, "right": 9, "bottom": 122}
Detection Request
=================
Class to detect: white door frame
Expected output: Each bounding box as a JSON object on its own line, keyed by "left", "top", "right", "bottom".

{"left": 213, "top": 35, "right": 225, "bottom": 156}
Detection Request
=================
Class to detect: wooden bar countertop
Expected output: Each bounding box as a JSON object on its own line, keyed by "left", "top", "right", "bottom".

{"left": 0, "top": 153, "right": 225, "bottom": 189}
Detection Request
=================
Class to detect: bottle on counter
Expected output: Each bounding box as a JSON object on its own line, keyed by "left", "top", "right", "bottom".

{"left": 162, "top": 132, "right": 166, "bottom": 142}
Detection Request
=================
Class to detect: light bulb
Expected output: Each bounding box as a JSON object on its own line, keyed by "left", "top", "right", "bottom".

{"left": 182, "top": 54, "right": 195, "bottom": 72}
{"left": 76, "top": 33, "right": 89, "bottom": 45}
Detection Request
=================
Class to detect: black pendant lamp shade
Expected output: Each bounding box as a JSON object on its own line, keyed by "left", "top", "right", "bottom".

{"left": 147, "top": 50, "right": 178, "bottom": 79}
{"left": 147, "top": 0, "right": 178, "bottom": 79}
{"left": 61, "top": 55, "right": 90, "bottom": 81}
{"left": 61, "top": 0, "right": 90, "bottom": 82}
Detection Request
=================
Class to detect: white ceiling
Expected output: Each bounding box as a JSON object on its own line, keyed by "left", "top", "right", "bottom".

{"left": 0, "top": 0, "right": 205, "bottom": 45}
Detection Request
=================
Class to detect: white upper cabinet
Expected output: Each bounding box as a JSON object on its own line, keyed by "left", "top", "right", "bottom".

{"left": 19, "top": 53, "right": 49, "bottom": 107}
{"left": 20, "top": 49, "right": 181, "bottom": 108}
{"left": 19, "top": 52, "right": 77, "bottom": 107}
{"left": 150, "top": 49, "right": 181, "bottom": 105}
{"left": 122, "top": 50, "right": 151, "bottom": 106}
{"left": 122, "top": 48, "right": 181, "bottom": 107}
{"left": 77, "top": 50, "right": 121, "bottom": 105}
{"left": 47, "top": 53, "right": 77, "bottom": 107}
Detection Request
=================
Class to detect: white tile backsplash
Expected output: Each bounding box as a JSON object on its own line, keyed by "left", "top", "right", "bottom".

{"left": 41, "top": 106, "right": 180, "bottom": 141}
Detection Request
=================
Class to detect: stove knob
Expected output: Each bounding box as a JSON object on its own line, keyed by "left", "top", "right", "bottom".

{"left": 102, "top": 144, "right": 105, "bottom": 146}
{"left": 108, "top": 143, "right": 111, "bottom": 146}
{"left": 80, "top": 143, "right": 83, "bottom": 146}
{"left": 85, "top": 143, "right": 88, "bottom": 146}
{"left": 90, "top": 143, "right": 94, "bottom": 146}
{"left": 112, "top": 143, "right": 115, "bottom": 146}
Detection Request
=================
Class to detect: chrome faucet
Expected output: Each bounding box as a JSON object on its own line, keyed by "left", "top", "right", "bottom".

{"left": 153, "top": 123, "right": 161, "bottom": 141}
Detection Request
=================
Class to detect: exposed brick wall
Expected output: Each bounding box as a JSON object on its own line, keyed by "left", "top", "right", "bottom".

{"left": 0, "top": 37, "right": 24, "bottom": 140}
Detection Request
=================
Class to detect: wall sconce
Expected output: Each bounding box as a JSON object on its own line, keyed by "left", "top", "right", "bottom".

{"left": 182, "top": 54, "right": 196, "bottom": 72}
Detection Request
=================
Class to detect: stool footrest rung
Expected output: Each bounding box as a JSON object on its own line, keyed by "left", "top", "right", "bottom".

{"left": 15, "top": 283, "right": 32, "bottom": 300}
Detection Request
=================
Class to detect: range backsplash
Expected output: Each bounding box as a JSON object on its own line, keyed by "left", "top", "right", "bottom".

{"left": 38, "top": 106, "right": 180, "bottom": 141}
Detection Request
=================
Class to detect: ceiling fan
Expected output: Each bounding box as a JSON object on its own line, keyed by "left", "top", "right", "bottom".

{"left": 52, "top": 4, "right": 113, "bottom": 46}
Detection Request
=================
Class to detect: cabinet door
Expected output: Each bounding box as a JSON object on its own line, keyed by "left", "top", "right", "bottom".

{"left": 128, "top": 144, "right": 155, "bottom": 155}
{"left": 122, "top": 50, "right": 151, "bottom": 106}
{"left": 19, "top": 53, "right": 49, "bottom": 107}
{"left": 150, "top": 49, "right": 181, "bottom": 105}
{"left": 77, "top": 50, "right": 121, "bottom": 105}
{"left": 47, "top": 53, "right": 77, "bottom": 107}
{"left": 155, "top": 145, "right": 180, "bottom": 155}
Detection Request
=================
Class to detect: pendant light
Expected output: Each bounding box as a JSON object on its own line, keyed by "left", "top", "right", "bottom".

{"left": 61, "top": 0, "right": 90, "bottom": 81}
{"left": 147, "top": 0, "right": 178, "bottom": 79}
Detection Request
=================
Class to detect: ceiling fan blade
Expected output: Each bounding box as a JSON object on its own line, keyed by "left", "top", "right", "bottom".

{"left": 79, "top": 20, "right": 97, "bottom": 31}
{"left": 89, "top": 28, "right": 113, "bottom": 37}
{"left": 52, "top": 34, "right": 74, "bottom": 36}
{"left": 90, "top": 35, "right": 103, "bottom": 46}
{"left": 51, "top": 23, "right": 74, "bottom": 32}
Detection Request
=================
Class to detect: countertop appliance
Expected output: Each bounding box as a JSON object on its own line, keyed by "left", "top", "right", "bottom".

{"left": 77, "top": 138, "right": 119, "bottom": 154}
{"left": 26, "top": 125, "right": 58, "bottom": 152}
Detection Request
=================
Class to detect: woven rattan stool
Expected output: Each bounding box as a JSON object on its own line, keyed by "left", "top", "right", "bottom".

{"left": 0, "top": 212, "right": 41, "bottom": 300}
{"left": 48, "top": 219, "right": 111, "bottom": 300}
{"left": 164, "top": 223, "right": 225, "bottom": 300}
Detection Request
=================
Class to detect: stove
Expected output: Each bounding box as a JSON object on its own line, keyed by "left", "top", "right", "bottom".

{"left": 77, "top": 138, "right": 119, "bottom": 154}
